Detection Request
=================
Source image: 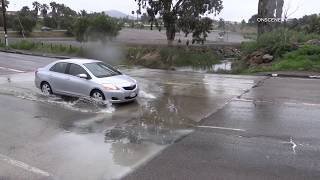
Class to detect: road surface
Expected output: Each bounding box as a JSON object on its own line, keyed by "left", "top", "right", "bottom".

{"left": 0, "top": 52, "right": 320, "bottom": 180}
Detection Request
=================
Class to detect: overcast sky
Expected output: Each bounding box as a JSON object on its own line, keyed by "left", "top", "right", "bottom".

{"left": 7, "top": 0, "right": 320, "bottom": 22}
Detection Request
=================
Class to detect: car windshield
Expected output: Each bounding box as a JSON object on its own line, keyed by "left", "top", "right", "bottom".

{"left": 84, "top": 62, "right": 122, "bottom": 78}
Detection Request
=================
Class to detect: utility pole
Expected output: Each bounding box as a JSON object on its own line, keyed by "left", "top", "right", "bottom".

{"left": 1, "top": 0, "right": 8, "bottom": 46}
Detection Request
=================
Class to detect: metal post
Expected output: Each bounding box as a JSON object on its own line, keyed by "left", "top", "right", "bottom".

{"left": 1, "top": 0, "right": 8, "bottom": 46}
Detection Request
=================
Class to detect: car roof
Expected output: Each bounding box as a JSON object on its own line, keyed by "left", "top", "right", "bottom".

{"left": 55, "top": 59, "right": 101, "bottom": 65}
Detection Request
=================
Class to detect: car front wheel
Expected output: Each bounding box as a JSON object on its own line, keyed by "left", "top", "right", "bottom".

{"left": 91, "top": 90, "right": 105, "bottom": 101}
{"left": 41, "top": 82, "right": 53, "bottom": 95}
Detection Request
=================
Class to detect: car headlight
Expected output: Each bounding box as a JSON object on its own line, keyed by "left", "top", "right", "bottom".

{"left": 103, "top": 84, "right": 119, "bottom": 91}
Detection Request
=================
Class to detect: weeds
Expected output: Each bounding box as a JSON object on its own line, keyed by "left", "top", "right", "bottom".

{"left": 126, "top": 47, "right": 220, "bottom": 69}
{"left": 241, "top": 28, "right": 320, "bottom": 57}
{"left": 7, "top": 40, "right": 81, "bottom": 55}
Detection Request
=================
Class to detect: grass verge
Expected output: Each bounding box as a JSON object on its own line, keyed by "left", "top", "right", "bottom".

{"left": 1, "top": 40, "right": 81, "bottom": 56}
{"left": 242, "top": 45, "right": 320, "bottom": 73}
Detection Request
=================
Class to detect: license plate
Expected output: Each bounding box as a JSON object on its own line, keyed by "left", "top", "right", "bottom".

{"left": 130, "top": 92, "right": 136, "bottom": 98}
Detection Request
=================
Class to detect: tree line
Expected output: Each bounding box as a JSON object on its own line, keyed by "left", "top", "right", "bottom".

{"left": 1, "top": 0, "right": 318, "bottom": 45}
{"left": 0, "top": 1, "right": 122, "bottom": 42}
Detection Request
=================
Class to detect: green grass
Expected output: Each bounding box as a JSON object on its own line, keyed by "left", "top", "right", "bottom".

{"left": 241, "top": 28, "right": 320, "bottom": 57}
{"left": 242, "top": 45, "right": 320, "bottom": 73}
{"left": 8, "top": 40, "right": 81, "bottom": 55}
{"left": 272, "top": 45, "right": 320, "bottom": 71}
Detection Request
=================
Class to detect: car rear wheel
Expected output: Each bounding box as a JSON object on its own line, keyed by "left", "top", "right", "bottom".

{"left": 91, "top": 90, "right": 105, "bottom": 101}
{"left": 41, "top": 82, "right": 53, "bottom": 95}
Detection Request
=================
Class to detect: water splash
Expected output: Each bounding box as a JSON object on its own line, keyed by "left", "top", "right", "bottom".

{"left": 0, "top": 87, "right": 114, "bottom": 114}
{"left": 289, "top": 137, "right": 297, "bottom": 154}
{"left": 139, "top": 90, "right": 156, "bottom": 99}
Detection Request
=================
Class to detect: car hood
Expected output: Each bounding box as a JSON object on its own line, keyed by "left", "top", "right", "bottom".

{"left": 94, "top": 75, "right": 136, "bottom": 87}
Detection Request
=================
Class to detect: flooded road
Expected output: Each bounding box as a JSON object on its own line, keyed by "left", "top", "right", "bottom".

{"left": 0, "top": 58, "right": 262, "bottom": 180}
{"left": 3, "top": 52, "right": 320, "bottom": 180}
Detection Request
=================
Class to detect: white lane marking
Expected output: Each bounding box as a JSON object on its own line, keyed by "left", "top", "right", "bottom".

{"left": 0, "top": 153, "right": 53, "bottom": 177}
{"left": 309, "top": 76, "right": 320, "bottom": 79}
{"left": 285, "top": 102, "right": 320, "bottom": 107}
{"left": 197, "top": 126, "right": 246, "bottom": 132}
{"left": 0, "top": 66, "right": 26, "bottom": 73}
{"left": 235, "top": 98, "right": 320, "bottom": 107}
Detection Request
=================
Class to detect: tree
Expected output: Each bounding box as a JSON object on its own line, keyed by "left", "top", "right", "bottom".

{"left": 134, "top": 0, "right": 223, "bottom": 45}
{"left": 43, "top": 16, "right": 57, "bottom": 28}
{"left": 73, "top": 13, "right": 122, "bottom": 42}
{"left": 50, "top": 2, "right": 58, "bottom": 17}
{"left": 80, "top": 10, "right": 88, "bottom": 17}
{"left": 41, "top": 4, "right": 49, "bottom": 17}
{"left": 257, "top": 0, "right": 284, "bottom": 37}
{"left": 140, "top": 13, "right": 150, "bottom": 23}
{"left": 0, "top": 0, "right": 9, "bottom": 11}
{"left": 241, "top": 19, "right": 246, "bottom": 30}
{"left": 191, "top": 17, "right": 213, "bottom": 44}
{"left": 12, "top": 6, "right": 37, "bottom": 35}
{"left": 248, "top": 14, "right": 258, "bottom": 26}
{"left": 32, "top": 1, "right": 41, "bottom": 16}
{"left": 46, "top": 2, "right": 77, "bottom": 30}
{"left": 218, "top": 18, "right": 225, "bottom": 30}
{"left": 288, "top": 14, "right": 320, "bottom": 34}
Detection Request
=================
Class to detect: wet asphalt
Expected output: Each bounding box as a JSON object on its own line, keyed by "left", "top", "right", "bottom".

{"left": 0, "top": 52, "right": 320, "bottom": 180}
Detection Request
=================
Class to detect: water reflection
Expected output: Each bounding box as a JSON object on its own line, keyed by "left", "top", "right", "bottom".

{"left": 175, "top": 59, "right": 233, "bottom": 73}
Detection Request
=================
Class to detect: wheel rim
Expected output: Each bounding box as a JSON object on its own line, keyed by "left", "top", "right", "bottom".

{"left": 92, "top": 92, "right": 103, "bottom": 101}
{"left": 42, "top": 84, "right": 51, "bottom": 95}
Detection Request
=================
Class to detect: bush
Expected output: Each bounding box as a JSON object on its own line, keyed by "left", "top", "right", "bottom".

{"left": 10, "top": 40, "right": 36, "bottom": 50}
{"left": 12, "top": 16, "right": 37, "bottom": 35}
{"left": 241, "top": 28, "right": 320, "bottom": 57}
{"left": 43, "top": 17, "right": 58, "bottom": 28}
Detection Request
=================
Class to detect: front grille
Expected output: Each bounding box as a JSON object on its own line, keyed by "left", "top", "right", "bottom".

{"left": 123, "top": 85, "right": 136, "bottom": 91}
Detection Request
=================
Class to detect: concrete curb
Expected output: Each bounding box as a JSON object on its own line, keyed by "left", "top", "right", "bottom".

{"left": 0, "top": 49, "right": 73, "bottom": 60}
{"left": 267, "top": 73, "right": 320, "bottom": 79}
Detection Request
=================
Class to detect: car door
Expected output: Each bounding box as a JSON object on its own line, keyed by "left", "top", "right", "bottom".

{"left": 65, "top": 63, "right": 92, "bottom": 97}
{"left": 48, "top": 62, "right": 69, "bottom": 94}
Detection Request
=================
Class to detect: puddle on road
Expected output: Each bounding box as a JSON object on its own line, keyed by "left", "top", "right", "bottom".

{"left": 0, "top": 70, "right": 258, "bottom": 180}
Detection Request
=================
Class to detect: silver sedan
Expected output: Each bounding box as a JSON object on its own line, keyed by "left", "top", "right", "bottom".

{"left": 35, "top": 59, "right": 139, "bottom": 103}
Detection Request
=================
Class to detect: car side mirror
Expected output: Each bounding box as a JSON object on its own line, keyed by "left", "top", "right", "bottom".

{"left": 77, "top": 74, "right": 88, "bottom": 79}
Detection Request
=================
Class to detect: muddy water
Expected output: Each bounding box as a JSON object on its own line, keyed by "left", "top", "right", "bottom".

{"left": 0, "top": 70, "right": 260, "bottom": 180}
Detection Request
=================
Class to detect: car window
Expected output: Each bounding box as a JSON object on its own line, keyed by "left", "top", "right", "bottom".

{"left": 84, "top": 62, "right": 122, "bottom": 78}
{"left": 50, "top": 62, "right": 68, "bottom": 73}
{"left": 68, "top": 63, "right": 88, "bottom": 76}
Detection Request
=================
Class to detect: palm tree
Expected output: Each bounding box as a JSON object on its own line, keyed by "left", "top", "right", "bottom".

{"left": 32, "top": 1, "right": 41, "bottom": 16}
{"left": 0, "top": 0, "right": 9, "bottom": 11}
{"left": 50, "top": 2, "right": 57, "bottom": 17}
{"left": 80, "top": 10, "right": 87, "bottom": 17}
{"left": 41, "top": 4, "right": 49, "bottom": 17}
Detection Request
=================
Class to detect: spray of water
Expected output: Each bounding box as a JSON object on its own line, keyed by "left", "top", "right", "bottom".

{"left": 82, "top": 41, "right": 124, "bottom": 66}
{"left": 0, "top": 87, "right": 114, "bottom": 114}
